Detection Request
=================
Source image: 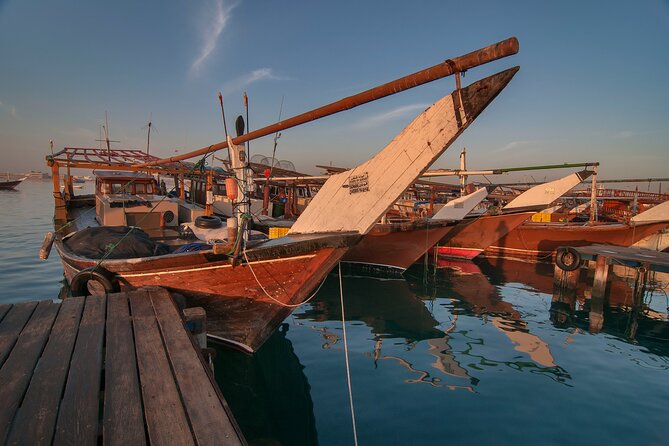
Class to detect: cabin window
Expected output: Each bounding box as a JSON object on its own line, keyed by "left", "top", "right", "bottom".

{"left": 101, "top": 183, "right": 110, "bottom": 194}
{"left": 135, "top": 183, "right": 146, "bottom": 194}
{"left": 112, "top": 183, "right": 124, "bottom": 194}
{"left": 146, "top": 183, "right": 154, "bottom": 194}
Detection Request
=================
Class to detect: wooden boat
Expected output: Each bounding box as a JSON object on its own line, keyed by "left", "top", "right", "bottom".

{"left": 47, "top": 39, "right": 519, "bottom": 352}
{"left": 484, "top": 200, "right": 669, "bottom": 260}
{"left": 341, "top": 188, "right": 488, "bottom": 272}
{"left": 0, "top": 174, "right": 26, "bottom": 190}
{"left": 434, "top": 170, "right": 593, "bottom": 260}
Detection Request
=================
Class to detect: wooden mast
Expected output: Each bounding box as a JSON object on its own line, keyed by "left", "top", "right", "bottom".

{"left": 135, "top": 37, "right": 519, "bottom": 168}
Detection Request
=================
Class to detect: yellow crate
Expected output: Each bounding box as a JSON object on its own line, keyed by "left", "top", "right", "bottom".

{"left": 269, "top": 227, "right": 290, "bottom": 239}
{"left": 531, "top": 212, "right": 552, "bottom": 223}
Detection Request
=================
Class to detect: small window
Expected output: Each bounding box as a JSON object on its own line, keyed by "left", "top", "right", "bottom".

{"left": 146, "top": 183, "right": 154, "bottom": 194}
{"left": 135, "top": 183, "right": 146, "bottom": 194}
{"left": 101, "top": 183, "right": 110, "bottom": 194}
{"left": 112, "top": 183, "right": 123, "bottom": 194}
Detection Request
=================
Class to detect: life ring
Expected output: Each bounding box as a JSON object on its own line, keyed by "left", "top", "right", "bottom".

{"left": 70, "top": 267, "right": 120, "bottom": 297}
{"left": 195, "top": 215, "right": 222, "bottom": 229}
{"left": 555, "top": 247, "right": 581, "bottom": 271}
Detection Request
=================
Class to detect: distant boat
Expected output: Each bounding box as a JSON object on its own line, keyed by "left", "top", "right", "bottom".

{"left": 434, "top": 170, "right": 594, "bottom": 260}
{"left": 484, "top": 200, "right": 669, "bottom": 260}
{"left": 0, "top": 174, "right": 26, "bottom": 190}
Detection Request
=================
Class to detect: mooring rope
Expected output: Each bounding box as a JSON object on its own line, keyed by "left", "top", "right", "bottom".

{"left": 241, "top": 247, "right": 328, "bottom": 308}
{"left": 339, "top": 262, "right": 359, "bottom": 446}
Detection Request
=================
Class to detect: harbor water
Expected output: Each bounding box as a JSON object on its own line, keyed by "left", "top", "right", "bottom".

{"left": 2, "top": 181, "right": 669, "bottom": 445}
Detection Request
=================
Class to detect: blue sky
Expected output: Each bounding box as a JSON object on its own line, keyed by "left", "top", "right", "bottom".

{"left": 1, "top": 0, "right": 668, "bottom": 184}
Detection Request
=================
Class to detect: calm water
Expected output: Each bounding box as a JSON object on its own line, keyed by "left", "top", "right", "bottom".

{"left": 2, "top": 181, "right": 669, "bottom": 445}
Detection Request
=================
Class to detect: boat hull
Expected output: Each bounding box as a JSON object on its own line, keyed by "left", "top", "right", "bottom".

{"left": 342, "top": 221, "right": 457, "bottom": 272}
{"left": 56, "top": 233, "right": 356, "bottom": 352}
{"left": 0, "top": 179, "right": 24, "bottom": 190}
{"left": 484, "top": 221, "right": 669, "bottom": 260}
{"left": 434, "top": 212, "right": 534, "bottom": 260}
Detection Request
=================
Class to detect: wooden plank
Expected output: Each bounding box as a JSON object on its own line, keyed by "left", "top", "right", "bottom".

{"left": 53, "top": 295, "right": 107, "bottom": 446}
{"left": 103, "top": 293, "right": 147, "bottom": 446}
{"left": 5, "top": 297, "right": 85, "bottom": 446}
{"left": 0, "top": 303, "right": 11, "bottom": 323}
{"left": 129, "top": 289, "right": 196, "bottom": 446}
{"left": 0, "top": 300, "right": 59, "bottom": 444}
{"left": 289, "top": 68, "right": 518, "bottom": 235}
{"left": 149, "top": 288, "right": 244, "bottom": 446}
{"left": 0, "top": 301, "right": 38, "bottom": 368}
{"left": 591, "top": 256, "right": 610, "bottom": 300}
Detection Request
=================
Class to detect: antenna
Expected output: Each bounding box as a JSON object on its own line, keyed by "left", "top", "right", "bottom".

{"left": 95, "top": 112, "right": 120, "bottom": 163}
{"left": 142, "top": 113, "right": 156, "bottom": 155}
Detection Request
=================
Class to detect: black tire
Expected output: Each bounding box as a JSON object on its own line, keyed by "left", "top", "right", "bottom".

{"left": 555, "top": 247, "right": 581, "bottom": 271}
{"left": 195, "top": 215, "right": 222, "bottom": 229}
{"left": 70, "top": 267, "right": 120, "bottom": 297}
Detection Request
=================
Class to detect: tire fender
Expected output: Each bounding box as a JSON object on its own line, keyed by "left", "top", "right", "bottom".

{"left": 555, "top": 247, "right": 581, "bottom": 272}
{"left": 70, "top": 267, "right": 120, "bottom": 297}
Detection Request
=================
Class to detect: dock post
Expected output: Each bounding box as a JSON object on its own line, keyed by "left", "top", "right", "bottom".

{"left": 553, "top": 262, "right": 579, "bottom": 292}
{"left": 551, "top": 263, "right": 579, "bottom": 327}
{"left": 591, "top": 256, "right": 610, "bottom": 300}
{"left": 183, "top": 307, "right": 207, "bottom": 350}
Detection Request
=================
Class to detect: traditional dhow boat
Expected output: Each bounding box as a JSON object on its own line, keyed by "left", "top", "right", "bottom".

{"left": 341, "top": 188, "right": 488, "bottom": 272}
{"left": 484, "top": 200, "right": 669, "bottom": 260}
{"left": 434, "top": 169, "right": 593, "bottom": 260}
{"left": 47, "top": 38, "right": 519, "bottom": 352}
{"left": 0, "top": 174, "right": 26, "bottom": 190}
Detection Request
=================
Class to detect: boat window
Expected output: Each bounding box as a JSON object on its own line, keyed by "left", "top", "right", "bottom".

{"left": 135, "top": 183, "right": 146, "bottom": 194}
{"left": 112, "top": 183, "right": 124, "bottom": 194}
{"left": 101, "top": 183, "right": 110, "bottom": 194}
{"left": 146, "top": 183, "right": 154, "bottom": 194}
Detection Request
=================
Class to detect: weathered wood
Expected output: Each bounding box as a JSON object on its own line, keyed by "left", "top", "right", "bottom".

{"left": 502, "top": 170, "right": 592, "bottom": 212}
{"left": 290, "top": 68, "right": 518, "bottom": 235}
{"left": 553, "top": 264, "right": 579, "bottom": 291}
{"left": 0, "top": 303, "right": 11, "bottom": 323}
{"left": 53, "top": 295, "right": 107, "bottom": 446}
{"left": 0, "top": 301, "right": 38, "bottom": 368}
{"left": 149, "top": 288, "right": 244, "bottom": 446}
{"left": 591, "top": 256, "right": 610, "bottom": 300}
{"left": 103, "top": 293, "right": 146, "bottom": 446}
{"left": 183, "top": 306, "right": 207, "bottom": 349}
{"left": 5, "top": 297, "right": 84, "bottom": 446}
{"left": 0, "top": 301, "right": 59, "bottom": 444}
{"left": 129, "top": 289, "right": 195, "bottom": 446}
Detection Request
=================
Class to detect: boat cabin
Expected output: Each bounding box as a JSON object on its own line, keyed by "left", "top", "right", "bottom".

{"left": 95, "top": 171, "right": 179, "bottom": 229}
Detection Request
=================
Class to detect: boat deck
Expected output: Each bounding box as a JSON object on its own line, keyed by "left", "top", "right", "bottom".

{"left": 571, "top": 244, "right": 669, "bottom": 273}
{"left": 0, "top": 287, "right": 245, "bottom": 445}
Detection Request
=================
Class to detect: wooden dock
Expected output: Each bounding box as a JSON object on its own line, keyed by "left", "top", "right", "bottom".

{"left": 0, "top": 287, "right": 245, "bottom": 446}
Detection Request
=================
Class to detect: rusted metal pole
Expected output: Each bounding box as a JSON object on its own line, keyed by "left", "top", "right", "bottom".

{"left": 136, "top": 37, "right": 519, "bottom": 168}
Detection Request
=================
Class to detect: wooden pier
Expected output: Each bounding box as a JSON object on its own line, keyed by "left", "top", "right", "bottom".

{"left": 0, "top": 287, "right": 245, "bottom": 445}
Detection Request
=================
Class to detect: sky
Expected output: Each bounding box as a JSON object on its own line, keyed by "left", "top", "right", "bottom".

{"left": 1, "top": 0, "right": 668, "bottom": 186}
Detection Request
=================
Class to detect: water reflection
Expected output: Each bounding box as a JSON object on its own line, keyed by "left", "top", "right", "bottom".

{"left": 214, "top": 259, "right": 669, "bottom": 445}
{"left": 213, "top": 325, "right": 318, "bottom": 446}
{"left": 476, "top": 256, "right": 669, "bottom": 353}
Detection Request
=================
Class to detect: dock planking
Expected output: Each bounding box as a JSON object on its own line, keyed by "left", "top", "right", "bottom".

{"left": 0, "top": 287, "right": 245, "bottom": 446}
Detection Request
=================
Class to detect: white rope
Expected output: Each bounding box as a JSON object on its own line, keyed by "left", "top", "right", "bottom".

{"left": 242, "top": 248, "right": 327, "bottom": 308}
{"left": 339, "top": 262, "right": 359, "bottom": 446}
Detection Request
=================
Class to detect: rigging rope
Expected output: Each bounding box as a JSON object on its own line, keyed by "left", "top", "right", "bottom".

{"left": 339, "top": 262, "right": 359, "bottom": 446}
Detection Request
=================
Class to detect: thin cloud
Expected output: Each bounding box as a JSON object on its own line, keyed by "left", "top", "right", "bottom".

{"left": 494, "top": 140, "right": 535, "bottom": 153}
{"left": 613, "top": 130, "right": 635, "bottom": 139}
{"left": 0, "top": 100, "right": 18, "bottom": 118}
{"left": 353, "top": 104, "right": 428, "bottom": 129}
{"left": 190, "top": 0, "right": 238, "bottom": 75}
{"left": 220, "top": 68, "right": 289, "bottom": 95}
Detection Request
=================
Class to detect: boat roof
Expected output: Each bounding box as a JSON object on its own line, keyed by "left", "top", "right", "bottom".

{"left": 47, "top": 147, "right": 195, "bottom": 174}
{"left": 94, "top": 171, "right": 155, "bottom": 181}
